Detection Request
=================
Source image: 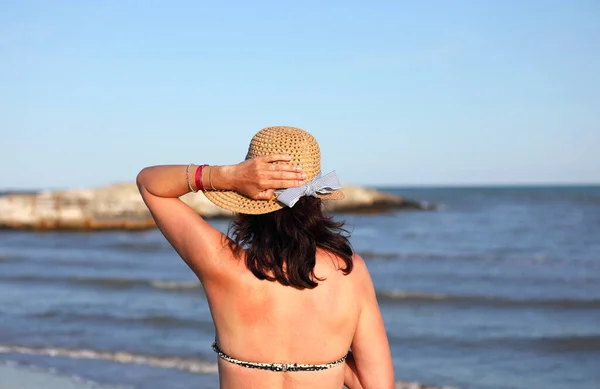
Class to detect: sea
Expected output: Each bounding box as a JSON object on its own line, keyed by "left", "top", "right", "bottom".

{"left": 0, "top": 186, "right": 599, "bottom": 389}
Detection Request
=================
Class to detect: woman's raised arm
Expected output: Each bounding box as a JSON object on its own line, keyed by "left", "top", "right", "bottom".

{"left": 136, "top": 155, "right": 306, "bottom": 282}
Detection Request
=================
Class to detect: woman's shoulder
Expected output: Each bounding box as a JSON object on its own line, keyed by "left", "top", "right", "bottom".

{"left": 351, "top": 253, "right": 366, "bottom": 268}
{"left": 348, "top": 253, "right": 369, "bottom": 279}
{"left": 346, "top": 253, "right": 376, "bottom": 296}
{"left": 316, "top": 251, "right": 371, "bottom": 287}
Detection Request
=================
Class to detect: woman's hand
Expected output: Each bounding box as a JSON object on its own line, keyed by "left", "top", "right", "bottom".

{"left": 217, "top": 155, "right": 307, "bottom": 200}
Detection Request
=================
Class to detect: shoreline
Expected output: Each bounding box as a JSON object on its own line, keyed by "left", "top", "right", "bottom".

{"left": 0, "top": 360, "right": 458, "bottom": 389}
{"left": 0, "top": 362, "right": 118, "bottom": 389}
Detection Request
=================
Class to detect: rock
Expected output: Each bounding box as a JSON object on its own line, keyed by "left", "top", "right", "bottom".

{"left": 324, "top": 185, "right": 435, "bottom": 213}
{"left": 0, "top": 183, "right": 435, "bottom": 231}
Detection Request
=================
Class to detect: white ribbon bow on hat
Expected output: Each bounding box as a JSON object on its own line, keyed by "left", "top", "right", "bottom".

{"left": 275, "top": 171, "right": 341, "bottom": 208}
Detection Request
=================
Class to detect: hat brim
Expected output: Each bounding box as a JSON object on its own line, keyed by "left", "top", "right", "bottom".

{"left": 203, "top": 189, "right": 345, "bottom": 215}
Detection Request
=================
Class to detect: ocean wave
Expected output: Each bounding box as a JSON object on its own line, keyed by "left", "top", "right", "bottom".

{"left": 358, "top": 251, "right": 402, "bottom": 260}
{"left": 531, "top": 334, "right": 600, "bottom": 352}
{"left": 390, "top": 334, "right": 600, "bottom": 354}
{"left": 358, "top": 251, "right": 498, "bottom": 262}
{"left": 0, "top": 254, "right": 23, "bottom": 263}
{"left": 0, "top": 347, "right": 456, "bottom": 389}
{"left": 5, "top": 273, "right": 599, "bottom": 309}
{"left": 33, "top": 310, "right": 212, "bottom": 329}
{"left": 358, "top": 250, "right": 600, "bottom": 268}
{"left": 0, "top": 344, "right": 218, "bottom": 374}
{"left": 2, "top": 274, "right": 203, "bottom": 293}
{"left": 109, "top": 241, "right": 171, "bottom": 252}
{"left": 377, "top": 290, "right": 448, "bottom": 301}
{"left": 34, "top": 258, "right": 138, "bottom": 270}
{"left": 376, "top": 290, "right": 600, "bottom": 309}
{"left": 150, "top": 280, "right": 201, "bottom": 290}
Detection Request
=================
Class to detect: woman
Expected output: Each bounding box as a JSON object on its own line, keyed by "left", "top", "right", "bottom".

{"left": 137, "top": 126, "right": 394, "bottom": 389}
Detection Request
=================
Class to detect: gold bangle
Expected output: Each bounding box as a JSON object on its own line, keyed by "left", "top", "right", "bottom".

{"left": 202, "top": 165, "right": 208, "bottom": 191}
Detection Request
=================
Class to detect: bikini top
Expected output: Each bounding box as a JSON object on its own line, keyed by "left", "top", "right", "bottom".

{"left": 211, "top": 341, "right": 348, "bottom": 372}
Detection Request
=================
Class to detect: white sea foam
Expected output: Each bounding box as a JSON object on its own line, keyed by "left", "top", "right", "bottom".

{"left": 0, "top": 345, "right": 218, "bottom": 374}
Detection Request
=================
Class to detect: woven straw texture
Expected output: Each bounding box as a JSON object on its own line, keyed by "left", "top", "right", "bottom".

{"left": 204, "top": 126, "right": 344, "bottom": 215}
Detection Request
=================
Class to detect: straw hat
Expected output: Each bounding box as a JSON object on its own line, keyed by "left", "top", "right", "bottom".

{"left": 204, "top": 126, "right": 344, "bottom": 214}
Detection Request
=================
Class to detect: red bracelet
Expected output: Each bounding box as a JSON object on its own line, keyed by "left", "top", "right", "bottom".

{"left": 195, "top": 164, "right": 208, "bottom": 191}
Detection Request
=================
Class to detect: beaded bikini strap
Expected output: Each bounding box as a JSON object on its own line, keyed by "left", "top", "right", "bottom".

{"left": 211, "top": 341, "right": 347, "bottom": 372}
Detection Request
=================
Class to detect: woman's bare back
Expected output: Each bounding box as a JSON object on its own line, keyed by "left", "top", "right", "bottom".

{"left": 203, "top": 249, "right": 362, "bottom": 389}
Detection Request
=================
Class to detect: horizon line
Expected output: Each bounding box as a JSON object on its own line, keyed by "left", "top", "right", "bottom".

{"left": 1, "top": 182, "right": 599, "bottom": 194}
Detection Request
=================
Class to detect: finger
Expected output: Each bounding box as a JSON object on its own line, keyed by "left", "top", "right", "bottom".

{"left": 269, "top": 179, "right": 306, "bottom": 189}
{"left": 267, "top": 171, "right": 307, "bottom": 180}
{"left": 268, "top": 164, "right": 303, "bottom": 172}
{"left": 262, "top": 154, "right": 292, "bottom": 163}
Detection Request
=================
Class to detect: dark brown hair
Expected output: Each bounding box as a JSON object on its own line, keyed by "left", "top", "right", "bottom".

{"left": 227, "top": 197, "right": 354, "bottom": 289}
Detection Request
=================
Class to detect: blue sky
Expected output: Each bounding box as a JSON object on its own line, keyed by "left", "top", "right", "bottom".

{"left": 1, "top": 0, "right": 599, "bottom": 189}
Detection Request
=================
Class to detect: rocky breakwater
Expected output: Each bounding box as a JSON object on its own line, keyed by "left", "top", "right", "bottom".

{"left": 0, "top": 184, "right": 435, "bottom": 231}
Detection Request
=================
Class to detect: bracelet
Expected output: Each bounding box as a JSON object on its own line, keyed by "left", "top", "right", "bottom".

{"left": 195, "top": 164, "right": 208, "bottom": 191}
{"left": 209, "top": 166, "right": 217, "bottom": 190}
{"left": 186, "top": 164, "right": 197, "bottom": 193}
